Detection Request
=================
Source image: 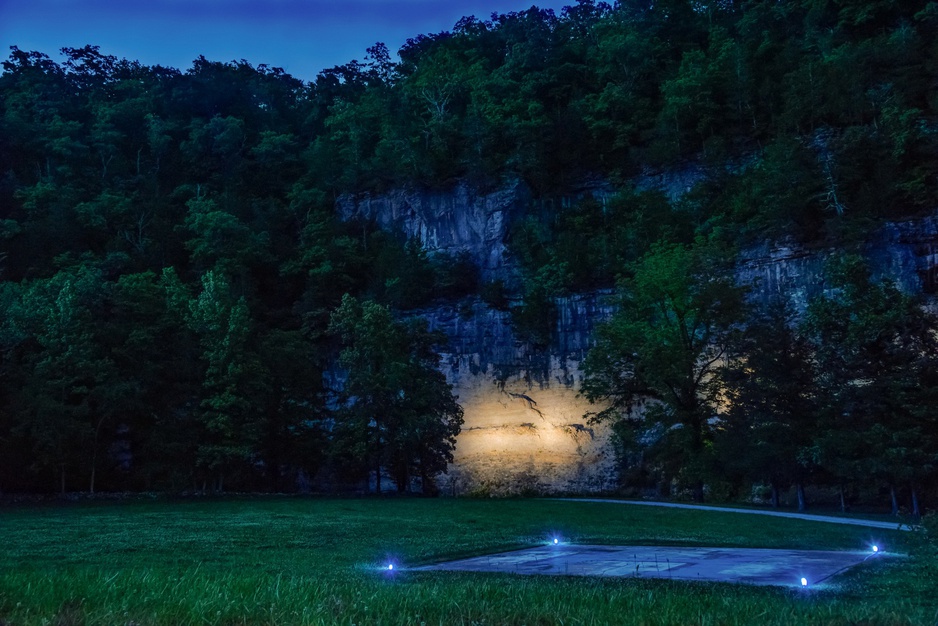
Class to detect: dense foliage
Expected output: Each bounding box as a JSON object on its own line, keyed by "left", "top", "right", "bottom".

{"left": 2, "top": 0, "right": 938, "bottom": 496}
{"left": 581, "top": 240, "right": 747, "bottom": 502}
{"left": 584, "top": 248, "right": 938, "bottom": 511}
{"left": 328, "top": 295, "right": 464, "bottom": 493}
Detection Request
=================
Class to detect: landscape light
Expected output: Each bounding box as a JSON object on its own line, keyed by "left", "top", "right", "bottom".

{"left": 388, "top": 563, "right": 394, "bottom": 571}
{"left": 553, "top": 538, "right": 559, "bottom": 545}
{"left": 872, "top": 545, "right": 879, "bottom": 553}
{"left": 800, "top": 578, "right": 808, "bottom": 587}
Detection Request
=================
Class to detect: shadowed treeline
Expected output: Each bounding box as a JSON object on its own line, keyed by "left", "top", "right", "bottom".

{"left": 1, "top": 0, "right": 938, "bottom": 498}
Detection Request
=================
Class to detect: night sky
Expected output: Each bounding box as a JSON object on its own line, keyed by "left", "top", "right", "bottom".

{"left": 1, "top": 0, "right": 569, "bottom": 81}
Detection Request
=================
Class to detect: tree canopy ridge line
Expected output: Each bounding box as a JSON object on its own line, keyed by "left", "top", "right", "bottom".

{"left": 3, "top": 0, "right": 938, "bottom": 496}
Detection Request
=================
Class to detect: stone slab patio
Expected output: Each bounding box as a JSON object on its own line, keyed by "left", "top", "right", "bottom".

{"left": 416, "top": 544, "right": 884, "bottom": 587}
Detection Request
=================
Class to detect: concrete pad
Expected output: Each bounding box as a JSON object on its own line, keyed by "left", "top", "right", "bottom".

{"left": 417, "top": 545, "right": 884, "bottom": 587}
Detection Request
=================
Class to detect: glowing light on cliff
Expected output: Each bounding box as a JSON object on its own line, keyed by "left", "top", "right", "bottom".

{"left": 449, "top": 386, "right": 617, "bottom": 494}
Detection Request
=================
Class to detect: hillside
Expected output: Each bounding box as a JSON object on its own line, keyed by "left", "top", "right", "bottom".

{"left": 1, "top": 0, "right": 937, "bottom": 505}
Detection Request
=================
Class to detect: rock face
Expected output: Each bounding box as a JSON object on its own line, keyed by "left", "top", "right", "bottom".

{"left": 737, "top": 216, "right": 938, "bottom": 310}
{"left": 868, "top": 216, "right": 938, "bottom": 296}
{"left": 339, "top": 182, "right": 620, "bottom": 494}
{"left": 337, "top": 181, "right": 530, "bottom": 283}
{"left": 420, "top": 293, "right": 617, "bottom": 495}
{"left": 339, "top": 183, "right": 938, "bottom": 494}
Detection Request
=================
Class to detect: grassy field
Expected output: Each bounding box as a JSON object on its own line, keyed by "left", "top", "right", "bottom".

{"left": 0, "top": 497, "right": 933, "bottom": 625}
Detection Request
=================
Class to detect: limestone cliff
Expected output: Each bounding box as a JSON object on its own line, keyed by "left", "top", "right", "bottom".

{"left": 336, "top": 181, "right": 530, "bottom": 283}
{"left": 339, "top": 183, "right": 938, "bottom": 495}
{"left": 339, "top": 182, "right": 620, "bottom": 494}
{"left": 737, "top": 215, "right": 938, "bottom": 310}
{"left": 419, "top": 293, "right": 617, "bottom": 495}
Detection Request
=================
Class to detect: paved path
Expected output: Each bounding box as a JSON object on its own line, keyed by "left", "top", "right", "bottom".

{"left": 551, "top": 498, "right": 911, "bottom": 531}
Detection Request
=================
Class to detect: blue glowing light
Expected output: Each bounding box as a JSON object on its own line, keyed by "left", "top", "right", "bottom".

{"left": 800, "top": 577, "right": 808, "bottom": 587}
{"left": 872, "top": 545, "right": 879, "bottom": 553}
{"left": 553, "top": 538, "right": 559, "bottom": 545}
{"left": 388, "top": 563, "right": 394, "bottom": 571}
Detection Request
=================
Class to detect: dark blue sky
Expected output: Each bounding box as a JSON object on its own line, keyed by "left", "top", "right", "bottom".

{"left": 1, "top": 0, "right": 568, "bottom": 81}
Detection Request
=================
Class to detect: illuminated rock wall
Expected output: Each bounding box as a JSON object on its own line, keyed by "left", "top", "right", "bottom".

{"left": 339, "top": 181, "right": 625, "bottom": 494}
{"left": 422, "top": 294, "right": 618, "bottom": 495}
{"left": 338, "top": 181, "right": 938, "bottom": 494}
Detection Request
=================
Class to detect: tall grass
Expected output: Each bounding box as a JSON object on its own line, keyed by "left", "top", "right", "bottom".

{"left": 1, "top": 498, "right": 933, "bottom": 625}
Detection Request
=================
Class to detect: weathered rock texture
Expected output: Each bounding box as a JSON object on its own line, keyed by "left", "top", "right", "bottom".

{"left": 339, "top": 182, "right": 938, "bottom": 494}
{"left": 337, "top": 181, "right": 530, "bottom": 283}
{"left": 339, "top": 183, "right": 622, "bottom": 494}
{"left": 737, "top": 216, "right": 938, "bottom": 310}
{"left": 420, "top": 293, "right": 617, "bottom": 495}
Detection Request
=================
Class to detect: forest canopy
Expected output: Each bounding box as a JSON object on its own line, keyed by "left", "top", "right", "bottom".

{"left": 2, "top": 0, "right": 938, "bottom": 497}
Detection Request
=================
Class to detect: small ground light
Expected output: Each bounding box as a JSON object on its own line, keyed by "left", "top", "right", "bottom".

{"left": 872, "top": 545, "right": 879, "bottom": 553}
{"left": 801, "top": 577, "right": 808, "bottom": 587}
{"left": 387, "top": 563, "right": 394, "bottom": 571}
{"left": 553, "top": 538, "right": 559, "bottom": 545}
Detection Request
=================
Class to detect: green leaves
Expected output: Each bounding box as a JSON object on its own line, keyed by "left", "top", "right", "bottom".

{"left": 328, "top": 295, "right": 463, "bottom": 493}
{"left": 183, "top": 196, "right": 270, "bottom": 275}
{"left": 718, "top": 298, "right": 819, "bottom": 499}
{"left": 582, "top": 239, "right": 746, "bottom": 499}
{"left": 2, "top": 0, "right": 938, "bottom": 497}
{"left": 3, "top": 266, "right": 120, "bottom": 491}
{"left": 187, "top": 271, "right": 262, "bottom": 476}
{"left": 803, "top": 255, "right": 938, "bottom": 505}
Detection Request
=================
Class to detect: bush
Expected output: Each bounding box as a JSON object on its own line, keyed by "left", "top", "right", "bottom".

{"left": 906, "top": 513, "right": 938, "bottom": 574}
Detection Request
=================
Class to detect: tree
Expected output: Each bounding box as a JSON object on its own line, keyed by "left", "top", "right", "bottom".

{"left": 718, "top": 298, "right": 819, "bottom": 510}
{"left": 10, "top": 267, "right": 120, "bottom": 493}
{"left": 187, "top": 270, "right": 264, "bottom": 491}
{"left": 108, "top": 269, "right": 203, "bottom": 491}
{"left": 581, "top": 240, "right": 746, "bottom": 500}
{"left": 726, "top": 137, "right": 826, "bottom": 239}
{"left": 255, "top": 328, "right": 326, "bottom": 492}
{"left": 183, "top": 195, "right": 270, "bottom": 278}
{"left": 803, "top": 255, "right": 938, "bottom": 516}
{"left": 328, "top": 295, "right": 463, "bottom": 493}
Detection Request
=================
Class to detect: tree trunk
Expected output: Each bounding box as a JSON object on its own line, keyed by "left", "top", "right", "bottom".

{"left": 90, "top": 416, "right": 105, "bottom": 495}
{"left": 394, "top": 460, "right": 407, "bottom": 493}
{"left": 910, "top": 482, "right": 920, "bottom": 518}
{"left": 890, "top": 484, "right": 899, "bottom": 516}
{"left": 796, "top": 483, "right": 806, "bottom": 512}
{"left": 770, "top": 482, "right": 779, "bottom": 508}
{"left": 60, "top": 464, "right": 66, "bottom": 495}
{"left": 693, "top": 480, "right": 704, "bottom": 503}
{"left": 266, "top": 398, "right": 284, "bottom": 492}
{"left": 839, "top": 484, "right": 847, "bottom": 513}
{"left": 375, "top": 463, "right": 381, "bottom": 494}
{"left": 101, "top": 153, "right": 112, "bottom": 181}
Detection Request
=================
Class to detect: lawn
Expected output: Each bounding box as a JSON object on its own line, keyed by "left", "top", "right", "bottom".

{"left": 0, "top": 497, "right": 933, "bottom": 625}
